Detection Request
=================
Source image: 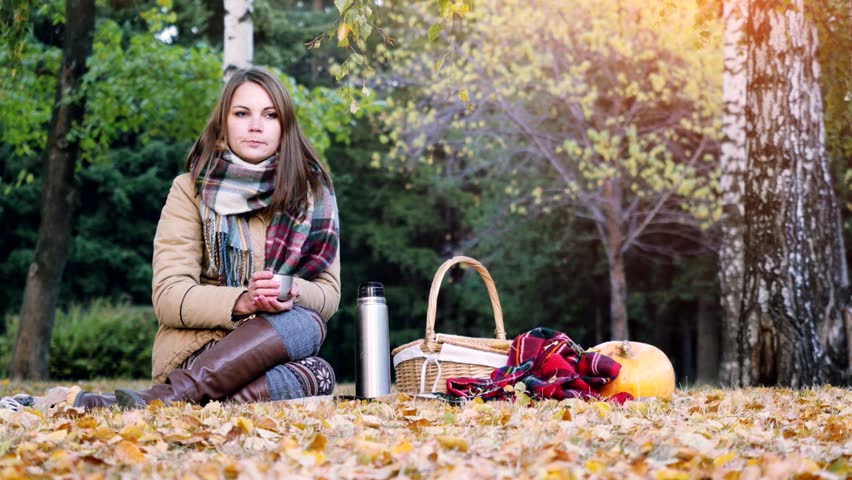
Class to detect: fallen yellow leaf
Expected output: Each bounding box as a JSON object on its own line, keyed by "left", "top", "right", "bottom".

{"left": 391, "top": 440, "right": 413, "bottom": 456}
{"left": 591, "top": 401, "right": 611, "bottom": 417}
{"left": 396, "top": 392, "right": 411, "bottom": 402}
{"left": 551, "top": 408, "right": 572, "bottom": 421}
{"left": 585, "top": 460, "right": 605, "bottom": 473}
{"left": 118, "top": 422, "right": 146, "bottom": 442}
{"left": 234, "top": 416, "right": 254, "bottom": 435}
{"left": 75, "top": 416, "right": 98, "bottom": 429}
{"left": 436, "top": 435, "right": 468, "bottom": 452}
{"left": 654, "top": 468, "right": 690, "bottom": 480}
{"left": 714, "top": 452, "right": 736, "bottom": 467}
{"left": 542, "top": 467, "right": 575, "bottom": 480}
{"left": 114, "top": 440, "right": 145, "bottom": 465}
{"left": 92, "top": 427, "right": 117, "bottom": 441}
{"left": 49, "top": 429, "right": 68, "bottom": 442}
{"left": 307, "top": 433, "right": 326, "bottom": 452}
{"left": 22, "top": 407, "right": 45, "bottom": 420}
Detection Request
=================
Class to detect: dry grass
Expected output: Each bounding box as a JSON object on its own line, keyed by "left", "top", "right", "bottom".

{"left": 0, "top": 380, "right": 850, "bottom": 479}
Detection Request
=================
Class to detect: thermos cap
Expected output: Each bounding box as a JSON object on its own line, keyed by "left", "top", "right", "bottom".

{"left": 358, "top": 282, "right": 384, "bottom": 298}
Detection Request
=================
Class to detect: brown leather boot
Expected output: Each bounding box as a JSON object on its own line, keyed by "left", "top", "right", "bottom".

{"left": 73, "top": 391, "right": 116, "bottom": 410}
{"left": 227, "top": 375, "right": 270, "bottom": 403}
{"left": 115, "top": 316, "right": 287, "bottom": 408}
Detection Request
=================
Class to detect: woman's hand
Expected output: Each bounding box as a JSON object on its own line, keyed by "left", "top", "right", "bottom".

{"left": 232, "top": 270, "right": 300, "bottom": 316}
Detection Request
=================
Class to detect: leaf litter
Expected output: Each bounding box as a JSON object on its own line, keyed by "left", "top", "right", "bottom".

{"left": 0, "top": 381, "right": 849, "bottom": 479}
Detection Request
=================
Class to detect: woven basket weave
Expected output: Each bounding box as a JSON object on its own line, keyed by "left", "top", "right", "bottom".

{"left": 391, "top": 256, "right": 511, "bottom": 395}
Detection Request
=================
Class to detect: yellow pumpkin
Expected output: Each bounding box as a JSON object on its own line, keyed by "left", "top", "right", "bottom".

{"left": 591, "top": 340, "right": 675, "bottom": 400}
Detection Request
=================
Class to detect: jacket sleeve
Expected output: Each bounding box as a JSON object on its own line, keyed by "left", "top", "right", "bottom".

{"left": 293, "top": 248, "right": 341, "bottom": 321}
{"left": 151, "top": 174, "right": 244, "bottom": 330}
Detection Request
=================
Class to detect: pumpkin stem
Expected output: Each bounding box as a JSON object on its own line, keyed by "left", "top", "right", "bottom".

{"left": 618, "top": 340, "right": 633, "bottom": 358}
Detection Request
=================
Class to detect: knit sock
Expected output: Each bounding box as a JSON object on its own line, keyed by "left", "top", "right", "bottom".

{"left": 263, "top": 306, "right": 327, "bottom": 361}
{"left": 265, "top": 357, "right": 336, "bottom": 400}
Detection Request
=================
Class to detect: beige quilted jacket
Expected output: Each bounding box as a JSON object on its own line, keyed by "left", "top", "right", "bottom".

{"left": 150, "top": 173, "right": 340, "bottom": 382}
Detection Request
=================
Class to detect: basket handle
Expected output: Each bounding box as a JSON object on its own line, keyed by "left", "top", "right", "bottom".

{"left": 425, "top": 256, "right": 506, "bottom": 351}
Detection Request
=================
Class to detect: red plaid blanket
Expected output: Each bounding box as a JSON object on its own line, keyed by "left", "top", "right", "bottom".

{"left": 446, "top": 328, "right": 633, "bottom": 404}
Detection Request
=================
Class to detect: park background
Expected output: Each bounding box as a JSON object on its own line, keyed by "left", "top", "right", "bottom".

{"left": 0, "top": 0, "right": 849, "bottom": 387}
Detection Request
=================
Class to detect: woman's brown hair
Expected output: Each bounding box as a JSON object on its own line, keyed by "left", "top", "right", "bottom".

{"left": 185, "top": 67, "right": 332, "bottom": 216}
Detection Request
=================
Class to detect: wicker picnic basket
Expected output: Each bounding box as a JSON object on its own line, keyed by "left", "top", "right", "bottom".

{"left": 391, "top": 256, "right": 512, "bottom": 395}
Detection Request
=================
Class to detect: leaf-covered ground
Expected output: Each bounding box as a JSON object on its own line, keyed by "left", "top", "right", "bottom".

{"left": 0, "top": 381, "right": 850, "bottom": 479}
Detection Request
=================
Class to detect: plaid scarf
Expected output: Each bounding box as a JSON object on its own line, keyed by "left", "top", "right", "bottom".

{"left": 198, "top": 151, "right": 339, "bottom": 287}
{"left": 446, "top": 327, "right": 633, "bottom": 404}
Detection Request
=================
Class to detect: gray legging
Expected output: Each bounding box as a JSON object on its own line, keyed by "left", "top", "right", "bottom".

{"left": 260, "top": 306, "right": 335, "bottom": 400}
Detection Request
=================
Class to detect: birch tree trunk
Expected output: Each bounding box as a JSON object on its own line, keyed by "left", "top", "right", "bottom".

{"left": 9, "top": 0, "right": 95, "bottom": 380}
{"left": 718, "top": 0, "right": 748, "bottom": 386}
{"left": 739, "top": 0, "right": 850, "bottom": 386}
{"left": 223, "top": 0, "right": 254, "bottom": 77}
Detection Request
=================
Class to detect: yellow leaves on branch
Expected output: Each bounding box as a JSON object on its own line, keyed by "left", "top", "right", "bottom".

{"left": 375, "top": 0, "right": 722, "bottom": 224}
{"left": 449, "top": 2, "right": 470, "bottom": 17}
{"left": 438, "top": 0, "right": 471, "bottom": 19}
{"left": 337, "top": 22, "right": 352, "bottom": 46}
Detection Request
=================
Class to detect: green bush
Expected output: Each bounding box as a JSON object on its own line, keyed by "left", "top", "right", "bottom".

{"left": 0, "top": 299, "right": 157, "bottom": 379}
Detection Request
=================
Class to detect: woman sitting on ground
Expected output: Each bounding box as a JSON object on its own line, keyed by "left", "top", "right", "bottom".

{"left": 75, "top": 67, "right": 340, "bottom": 409}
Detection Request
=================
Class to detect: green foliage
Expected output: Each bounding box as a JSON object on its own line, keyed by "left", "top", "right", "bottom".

{"left": 0, "top": 3, "right": 356, "bottom": 316}
{"left": 1, "top": 4, "right": 353, "bottom": 165}
{"left": 253, "top": 0, "right": 343, "bottom": 86}
{"left": 0, "top": 0, "right": 748, "bottom": 385}
{"left": 79, "top": 15, "right": 354, "bottom": 163}
{"left": 323, "top": 120, "right": 448, "bottom": 381}
{"left": 814, "top": 0, "right": 852, "bottom": 237}
{"left": 318, "top": 0, "right": 729, "bottom": 380}
{"left": 0, "top": 36, "right": 60, "bottom": 159}
{"left": 0, "top": 0, "right": 32, "bottom": 74}
{"left": 466, "top": 211, "right": 603, "bottom": 341}
{"left": 0, "top": 139, "right": 186, "bottom": 315}
{"left": 367, "top": 0, "right": 723, "bottom": 344}
{"left": 67, "top": 140, "right": 190, "bottom": 302}
{"left": 78, "top": 19, "right": 221, "bottom": 162}
{"left": 0, "top": 300, "right": 157, "bottom": 379}
{"left": 325, "top": 117, "right": 614, "bottom": 382}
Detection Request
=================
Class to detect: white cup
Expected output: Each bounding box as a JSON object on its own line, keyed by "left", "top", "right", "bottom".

{"left": 272, "top": 274, "right": 294, "bottom": 302}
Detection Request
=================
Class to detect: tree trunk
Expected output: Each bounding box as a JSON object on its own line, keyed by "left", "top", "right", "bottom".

{"left": 223, "top": 0, "right": 254, "bottom": 77}
{"left": 9, "top": 0, "right": 95, "bottom": 380}
{"left": 738, "top": 0, "right": 849, "bottom": 387}
{"left": 608, "top": 252, "right": 629, "bottom": 340}
{"left": 718, "top": 0, "right": 748, "bottom": 386}
{"left": 846, "top": 307, "right": 852, "bottom": 377}
{"left": 695, "top": 296, "right": 720, "bottom": 385}
{"left": 602, "top": 179, "right": 629, "bottom": 340}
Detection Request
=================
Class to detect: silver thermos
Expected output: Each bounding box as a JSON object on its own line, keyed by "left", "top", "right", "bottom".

{"left": 355, "top": 282, "right": 391, "bottom": 398}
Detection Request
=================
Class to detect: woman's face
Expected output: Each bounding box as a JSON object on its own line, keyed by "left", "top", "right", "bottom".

{"left": 226, "top": 81, "right": 282, "bottom": 163}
